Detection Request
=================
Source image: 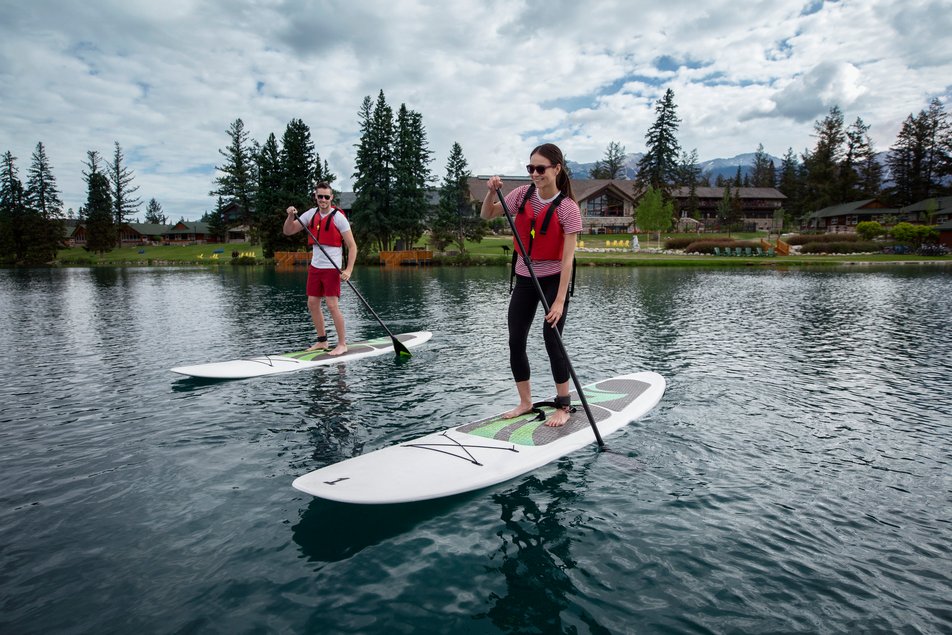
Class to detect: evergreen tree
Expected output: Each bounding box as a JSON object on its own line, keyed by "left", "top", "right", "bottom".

{"left": 778, "top": 148, "right": 803, "bottom": 225}
{"left": 202, "top": 198, "right": 228, "bottom": 243}
{"left": 25, "top": 142, "right": 64, "bottom": 262}
{"left": 144, "top": 198, "right": 167, "bottom": 224}
{"left": 352, "top": 91, "right": 395, "bottom": 251}
{"left": 312, "top": 153, "right": 337, "bottom": 192}
{"left": 391, "top": 104, "right": 432, "bottom": 248}
{"left": 0, "top": 151, "right": 28, "bottom": 263}
{"left": 590, "top": 141, "right": 627, "bottom": 179}
{"left": 751, "top": 144, "right": 775, "bottom": 188}
{"left": 211, "top": 118, "right": 256, "bottom": 238}
{"left": 676, "top": 149, "right": 701, "bottom": 219}
{"left": 256, "top": 132, "right": 288, "bottom": 257}
{"left": 801, "top": 105, "right": 846, "bottom": 215}
{"left": 635, "top": 88, "right": 681, "bottom": 197}
{"left": 733, "top": 165, "right": 743, "bottom": 187}
{"left": 279, "top": 118, "right": 316, "bottom": 206}
{"left": 108, "top": 142, "right": 141, "bottom": 236}
{"left": 81, "top": 151, "right": 115, "bottom": 254}
{"left": 433, "top": 142, "right": 483, "bottom": 253}
{"left": 843, "top": 117, "right": 882, "bottom": 200}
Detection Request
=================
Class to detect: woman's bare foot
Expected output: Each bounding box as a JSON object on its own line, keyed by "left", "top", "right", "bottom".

{"left": 327, "top": 344, "right": 348, "bottom": 356}
{"left": 502, "top": 404, "right": 533, "bottom": 419}
{"left": 545, "top": 407, "right": 571, "bottom": 427}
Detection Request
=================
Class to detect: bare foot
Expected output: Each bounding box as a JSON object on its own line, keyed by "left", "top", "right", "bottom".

{"left": 327, "top": 344, "right": 348, "bottom": 356}
{"left": 502, "top": 404, "right": 533, "bottom": 419}
{"left": 306, "top": 341, "right": 329, "bottom": 352}
{"left": 544, "top": 407, "right": 571, "bottom": 427}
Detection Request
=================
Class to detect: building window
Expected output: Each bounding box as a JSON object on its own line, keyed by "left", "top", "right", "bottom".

{"left": 586, "top": 193, "right": 625, "bottom": 217}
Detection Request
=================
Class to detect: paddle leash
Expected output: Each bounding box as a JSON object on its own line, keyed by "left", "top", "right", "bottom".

{"left": 495, "top": 189, "right": 605, "bottom": 449}
{"left": 295, "top": 214, "right": 411, "bottom": 358}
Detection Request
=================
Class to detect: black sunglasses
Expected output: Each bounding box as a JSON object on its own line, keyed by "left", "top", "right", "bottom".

{"left": 315, "top": 194, "right": 332, "bottom": 200}
{"left": 526, "top": 164, "right": 555, "bottom": 175}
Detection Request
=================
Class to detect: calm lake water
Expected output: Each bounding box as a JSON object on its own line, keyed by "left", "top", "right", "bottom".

{"left": 1, "top": 264, "right": 950, "bottom": 634}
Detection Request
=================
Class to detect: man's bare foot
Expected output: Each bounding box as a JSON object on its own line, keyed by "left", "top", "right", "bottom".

{"left": 501, "top": 404, "right": 533, "bottom": 419}
{"left": 306, "top": 341, "right": 329, "bottom": 352}
{"left": 327, "top": 344, "right": 348, "bottom": 356}
{"left": 544, "top": 407, "right": 571, "bottom": 427}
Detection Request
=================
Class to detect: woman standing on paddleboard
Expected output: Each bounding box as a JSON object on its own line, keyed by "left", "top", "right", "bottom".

{"left": 481, "top": 143, "right": 582, "bottom": 427}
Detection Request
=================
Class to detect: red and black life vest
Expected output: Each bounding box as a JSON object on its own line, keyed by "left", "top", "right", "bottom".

{"left": 308, "top": 208, "right": 344, "bottom": 247}
{"left": 513, "top": 184, "right": 566, "bottom": 260}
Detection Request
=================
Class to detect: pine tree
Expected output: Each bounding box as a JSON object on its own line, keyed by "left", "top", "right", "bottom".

{"left": 802, "top": 105, "right": 846, "bottom": 214}
{"left": 108, "top": 142, "right": 141, "bottom": 235}
{"left": 590, "top": 141, "right": 627, "bottom": 179}
{"left": 82, "top": 151, "right": 115, "bottom": 254}
{"left": 144, "top": 198, "right": 167, "bottom": 224}
{"left": 778, "top": 148, "right": 803, "bottom": 227}
{"left": 312, "top": 153, "right": 337, "bottom": 191}
{"left": 211, "top": 118, "right": 256, "bottom": 237}
{"left": 24, "top": 142, "right": 64, "bottom": 262}
{"left": 676, "top": 149, "right": 701, "bottom": 219}
{"left": 391, "top": 104, "right": 433, "bottom": 249}
{"left": 279, "top": 119, "right": 316, "bottom": 206}
{"left": 433, "top": 142, "right": 482, "bottom": 253}
{"left": 842, "top": 117, "right": 882, "bottom": 200}
{"left": 751, "top": 144, "right": 775, "bottom": 188}
{"left": 352, "top": 91, "right": 395, "bottom": 251}
{"left": 0, "top": 151, "right": 28, "bottom": 263}
{"left": 255, "top": 133, "right": 288, "bottom": 257}
{"left": 202, "top": 198, "right": 228, "bottom": 243}
{"left": 636, "top": 89, "right": 681, "bottom": 197}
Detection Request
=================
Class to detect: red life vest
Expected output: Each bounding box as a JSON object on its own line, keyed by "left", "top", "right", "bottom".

{"left": 513, "top": 185, "right": 566, "bottom": 261}
{"left": 308, "top": 208, "right": 344, "bottom": 247}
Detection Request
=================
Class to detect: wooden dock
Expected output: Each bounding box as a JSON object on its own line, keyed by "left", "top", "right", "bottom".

{"left": 379, "top": 249, "right": 433, "bottom": 267}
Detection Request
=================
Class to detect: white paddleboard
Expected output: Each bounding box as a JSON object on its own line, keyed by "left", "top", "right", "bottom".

{"left": 170, "top": 331, "right": 432, "bottom": 379}
{"left": 292, "top": 371, "right": 665, "bottom": 504}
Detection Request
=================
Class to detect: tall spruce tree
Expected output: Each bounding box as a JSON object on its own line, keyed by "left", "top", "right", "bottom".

{"left": 801, "top": 105, "right": 846, "bottom": 216}
{"left": 108, "top": 142, "right": 141, "bottom": 235}
{"left": 144, "top": 198, "right": 167, "bottom": 224}
{"left": 751, "top": 144, "right": 776, "bottom": 188}
{"left": 352, "top": 91, "right": 395, "bottom": 251}
{"left": 433, "top": 142, "right": 482, "bottom": 253}
{"left": 0, "top": 151, "right": 28, "bottom": 263}
{"left": 391, "top": 104, "right": 432, "bottom": 248}
{"left": 778, "top": 148, "right": 802, "bottom": 225}
{"left": 590, "top": 141, "right": 627, "bottom": 179}
{"left": 676, "top": 149, "right": 701, "bottom": 219}
{"left": 636, "top": 88, "right": 681, "bottom": 198}
{"left": 255, "top": 132, "right": 287, "bottom": 257}
{"left": 82, "top": 151, "right": 115, "bottom": 254}
{"left": 843, "top": 117, "right": 882, "bottom": 200}
{"left": 211, "top": 118, "right": 256, "bottom": 237}
{"left": 24, "top": 142, "right": 64, "bottom": 262}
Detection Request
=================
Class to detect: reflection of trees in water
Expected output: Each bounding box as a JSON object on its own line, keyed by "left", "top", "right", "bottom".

{"left": 481, "top": 461, "right": 609, "bottom": 634}
{"left": 301, "top": 365, "right": 360, "bottom": 466}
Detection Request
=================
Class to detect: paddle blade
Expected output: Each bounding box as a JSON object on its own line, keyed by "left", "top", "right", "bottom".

{"left": 393, "top": 337, "right": 412, "bottom": 358}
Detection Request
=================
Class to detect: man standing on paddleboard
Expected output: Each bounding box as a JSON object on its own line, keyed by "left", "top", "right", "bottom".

{"left": 480, "top": 143, "right": 582, "bottom": 427}
{"left": 284, "top": 182, "right": 358, "bottom": 355}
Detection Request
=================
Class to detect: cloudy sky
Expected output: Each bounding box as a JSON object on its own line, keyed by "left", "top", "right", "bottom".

{"left": 2, "top": 0, "right": 950, "bottom": 221}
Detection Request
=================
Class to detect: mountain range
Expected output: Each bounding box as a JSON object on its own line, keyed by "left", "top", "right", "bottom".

{"left": 566, "top": 152, "right": 781, "bottom": 183}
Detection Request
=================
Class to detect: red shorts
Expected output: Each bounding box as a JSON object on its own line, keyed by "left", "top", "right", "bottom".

{"left": 306, "top": 266, "right": 341, "bottom": 297}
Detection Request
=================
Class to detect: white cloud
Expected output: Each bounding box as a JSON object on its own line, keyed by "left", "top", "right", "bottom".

{"left": 1, "top": 0, "right": 950, "bottom": 220}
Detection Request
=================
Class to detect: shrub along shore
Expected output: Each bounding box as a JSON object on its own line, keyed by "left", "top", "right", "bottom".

{"left": 48, "top": 233, "right": 952, "bottom": 268}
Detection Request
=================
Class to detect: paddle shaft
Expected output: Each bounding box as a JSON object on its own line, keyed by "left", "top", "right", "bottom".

{"left": 294, "top": 213, "right": 411, "bottom": 357}
{"left": 494, "top": 188, "right": 604, "bottom": 448}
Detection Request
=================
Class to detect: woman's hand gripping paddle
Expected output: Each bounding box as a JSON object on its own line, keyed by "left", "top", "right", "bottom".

{"left": 295, "top": 213, "right": 412, "bottom": 358}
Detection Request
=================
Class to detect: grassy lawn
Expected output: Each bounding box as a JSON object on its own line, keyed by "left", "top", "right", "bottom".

{"left": 49, "top": 234, "right": 950, "bottom": 267}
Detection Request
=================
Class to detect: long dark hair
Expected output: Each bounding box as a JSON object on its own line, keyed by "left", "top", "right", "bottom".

{"left": 531, "top": 143, "right": 575, "bottom": 202}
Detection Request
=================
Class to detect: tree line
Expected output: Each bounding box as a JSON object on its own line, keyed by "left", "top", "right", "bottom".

{"left": 592, "top": 89, "right": 951, "bottom": 232}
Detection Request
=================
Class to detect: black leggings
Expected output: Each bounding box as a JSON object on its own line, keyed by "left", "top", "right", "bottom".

{"left": 508, "top": 274, "right": 569, "bottom": 384}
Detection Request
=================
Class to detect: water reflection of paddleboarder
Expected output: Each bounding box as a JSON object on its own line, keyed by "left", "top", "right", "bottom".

{"left": 480, "top": 143, "right": 582, "bottom": 428}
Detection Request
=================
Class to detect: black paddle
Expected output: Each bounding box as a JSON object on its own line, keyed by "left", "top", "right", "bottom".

{"left": 494, "top": 188, "right": 605, "bottom": 449}
{"left": 294, "top": 212, "right": 411, "bottom": 358}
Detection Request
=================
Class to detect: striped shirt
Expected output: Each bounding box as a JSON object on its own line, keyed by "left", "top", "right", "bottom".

{"left": 504, "top": 184, "right": 582, "bottom": 278}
